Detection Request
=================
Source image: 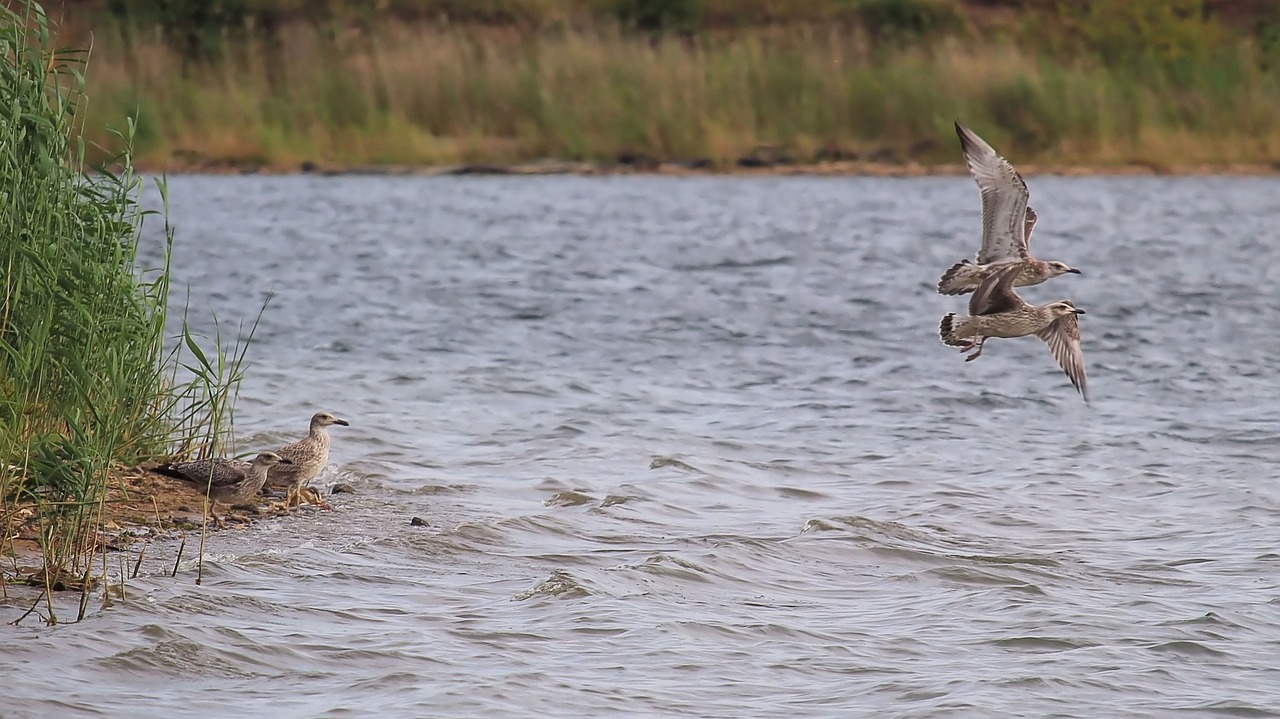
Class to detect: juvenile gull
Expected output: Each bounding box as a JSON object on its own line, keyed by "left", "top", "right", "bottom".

{"left": 939, "top": 262, "right": 1089, "bottom": 402}
{"left": 265, "top": 411, "right": 350, "bottom": 504}
{"left": 154, "top": 451, "right": 292, "bottom": 505}
{"left": 937, "top": 121, "right": 1081, "bottom": 295}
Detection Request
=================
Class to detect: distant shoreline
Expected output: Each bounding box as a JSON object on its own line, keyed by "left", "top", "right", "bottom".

{"left": 133, "top": 159, "right": 1280, "bottom": 178}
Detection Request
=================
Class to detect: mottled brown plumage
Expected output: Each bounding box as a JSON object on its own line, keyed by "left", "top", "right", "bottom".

{"left": 154, "top": 451, "right": 291, "bottom": 505}
{"left": 937, "top": 122, "right": 1080, "bottom": 295}
{"left": 265, "top": 411, "right": 350, "bottom": 498}
{"left": 939, "top": 263, "right": 1089, "bottom": 402}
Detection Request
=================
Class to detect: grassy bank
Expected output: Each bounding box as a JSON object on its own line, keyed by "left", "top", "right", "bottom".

{"left": 68, "top": 0, "right": 1280, "bottom": 171}
{"left": 1, "top": 2, "right": 251, "bottom": 622}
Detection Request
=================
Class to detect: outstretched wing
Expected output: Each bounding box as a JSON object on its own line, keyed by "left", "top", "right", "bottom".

{"left": 968, "top": 262, "right": 1025, "bottom": 316}
{"left": 955, "top": 121, "right": 1031, "bottom": 264}
{"left": 1036, "top": 313, "right": 1089, "bottom": 402}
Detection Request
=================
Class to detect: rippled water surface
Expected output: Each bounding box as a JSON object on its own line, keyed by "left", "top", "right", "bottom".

{"left": 6, "top": 174, "right": 1280, "bottom": 717}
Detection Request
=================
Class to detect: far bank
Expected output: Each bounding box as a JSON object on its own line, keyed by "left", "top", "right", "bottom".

{"left": 72, "top": 7, "right": 1280, "bottom": 172}
{"left": 130, "top": 158, "right": 1280, "bottom": 179}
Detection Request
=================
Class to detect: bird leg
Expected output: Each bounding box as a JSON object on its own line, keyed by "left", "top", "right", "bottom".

{"left": 260, "top": 485, "right": 291, "bottom": 513}
{"left": 289, "top": 484, "right": 313, "bottom": 508}
{"left": 288, "top": 484, "right": 331, "bottom": 510}
{"left": 284, "top": 483, "right": 308, "bottom": 509}
{"left": 963, "top": 336, "right": 987, "bottom": 362}
{"left": 208, "top": 509, "right": 228, "bottom": 530}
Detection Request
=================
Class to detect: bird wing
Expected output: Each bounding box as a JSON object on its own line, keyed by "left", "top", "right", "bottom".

{"left": 187, "top": 458, "right": 249, "bottom": 487}
{"left": 955, "top": 121, "right": 1032, "bottom": 264}
{"left": 157, "top": 457, "right": 249, "bottom": 487}
{"left": 1023, "top": 206, "right": 1038, "bottom": 252}
{"left": 275, "top": 437, "right": 309, "bottom": 461}
{"left": 1036, "top": 313, "right": 1089, "bottom": 402}
{"left": 210, "top": 459, "right": 253, "bottom": 488}
{"left": 268, "top": 437, "right": 313, "bottom": 481}
{"left": 267, "top": 458, "right": 300, "bottom": 483}
{"left": 968, "top": 262, "right": 1025, "bottom": 316}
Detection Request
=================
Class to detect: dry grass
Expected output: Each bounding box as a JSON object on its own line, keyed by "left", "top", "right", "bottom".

{"left": 73, "top": 18, "right": 1280, "bottom": 171}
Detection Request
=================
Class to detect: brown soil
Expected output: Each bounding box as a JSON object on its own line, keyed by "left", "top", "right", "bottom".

{"left": 99, "top": 466, "right": 309, "bottom": 529}
{"left": 1, "top": 466, "right": 323, "bottom": 585}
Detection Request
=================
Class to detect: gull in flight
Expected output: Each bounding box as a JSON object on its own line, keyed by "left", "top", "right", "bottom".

{"left": 939, "top": 262, "right": 1089, "bottom": 402}
{"left": 937, "top": 121, "right": 1081, "bottom": 295}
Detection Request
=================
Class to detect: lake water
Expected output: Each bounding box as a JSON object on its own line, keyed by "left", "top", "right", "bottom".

{"left": 5, "top": 174, "right": 1280, "bottom": 717}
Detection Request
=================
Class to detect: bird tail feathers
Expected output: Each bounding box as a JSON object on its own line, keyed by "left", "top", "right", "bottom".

{"left": 939, "top": 313, "right": 974, "bottom": 348}
{"left": 937, "top": 259, "right": 980, "bottom": 295}
{"left": 151, "top": 464, "right": 185, "bottom": 481}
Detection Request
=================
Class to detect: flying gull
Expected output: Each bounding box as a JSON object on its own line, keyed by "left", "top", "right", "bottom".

{"left": 939, "top": 262, "right": 1089, "bottom": 402}
{"left": 937, "top": 121, "right": 1081, "bottom": 295}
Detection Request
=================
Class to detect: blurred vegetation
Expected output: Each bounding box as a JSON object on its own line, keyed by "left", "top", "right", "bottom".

{"left": 49, "top": 0, "right": 1280, "bottom": 169}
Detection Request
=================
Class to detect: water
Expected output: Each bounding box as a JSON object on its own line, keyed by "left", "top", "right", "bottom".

{"left": 5, "top": 174, "right": 1280, "bottom": 717}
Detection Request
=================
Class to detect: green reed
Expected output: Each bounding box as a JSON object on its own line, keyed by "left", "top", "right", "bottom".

{"left": 0, "top": 1, "right": 257, "bottom": 623}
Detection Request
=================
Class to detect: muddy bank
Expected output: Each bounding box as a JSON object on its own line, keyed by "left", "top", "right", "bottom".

{"left": 1, "top": 467, "right": 333, "bottom": 588}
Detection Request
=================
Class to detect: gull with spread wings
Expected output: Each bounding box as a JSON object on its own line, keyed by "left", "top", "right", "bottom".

{"left": 937, "top": 121, "right": 1081, "bottom": 295}
{"left": 939, "top": 262, "right": 1089, "bottom": 402}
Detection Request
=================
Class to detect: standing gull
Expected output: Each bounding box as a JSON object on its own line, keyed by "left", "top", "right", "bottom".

{"left": 154, "top": 451, "right": 292, "bottom": 506}
{"left": 265, "top": 411, "right": 350, "bottom": 505}
{"left": 939, "top": 262, "right": 1089, "bottom": 402}
{"left": 937, "top": 121, "right": 1081, "bottom": 295}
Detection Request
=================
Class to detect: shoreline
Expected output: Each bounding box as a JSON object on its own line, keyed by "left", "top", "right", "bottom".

{"left": 1, "top": 468, "right": 330, "bottom": 590}
{"left": 133, "top": 158, "right": 1280, "bottom": 178}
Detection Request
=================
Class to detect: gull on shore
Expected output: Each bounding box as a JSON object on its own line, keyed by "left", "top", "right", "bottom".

{"left": 154, "top": 451, "right": 292, "bottom": 505}
{"left": 265, "top": 411, "right": 350, "bottom": 505}
{"left": 939, "top": 262, "right": 1089, "bottom": 402}
{"left": 937, "top": 121, "right": 1081, "bottom": 295}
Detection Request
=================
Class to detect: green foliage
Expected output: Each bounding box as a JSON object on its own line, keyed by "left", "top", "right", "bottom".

{"left": 982, "top": 76, "right": 1053, "bottom": 151}
{"left": 1, "top": 1, "right": 257, "bottom": 610}
{"left": 1068, "top": 0, "right": 1221, "bottom": 72}
{"left": 855, "top": 0, "right": 964, "bottom": 39}
{"left": 108, "top": 0, "right": 253, "bottom": 57}
{"left": 408, "top": 0, "right": 561, "bottom": 25}
{"left": 611, "top": 0, "right": 704, "bottom": 32}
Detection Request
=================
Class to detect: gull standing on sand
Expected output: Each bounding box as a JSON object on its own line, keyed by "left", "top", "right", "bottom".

{"left": 937, "top": 121, "right": 1081, "bottom": 295}
{"left": 265, "top": 411, "right": 350, "bottom": 504}
{"left": 154, "top": 451, "right": 292, "bottom": 505}
{"left": 939, "top": 262, "right": 1089, "bottom": 402}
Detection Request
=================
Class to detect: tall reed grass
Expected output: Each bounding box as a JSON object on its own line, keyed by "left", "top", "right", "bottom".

{"left": 77, "top": 17, "right": 1280, "bottom": 170}
{"left": 1, "top": 2, "right": 254, "bottom": 623}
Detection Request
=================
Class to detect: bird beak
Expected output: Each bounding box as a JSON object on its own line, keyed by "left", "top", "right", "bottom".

{"left": 1074, "top": 308, "right": 1086, "bottom": 315}
{"left": 334, "top": 419, "right": 350, "bottom": 426}
{"left": 280, "top": 458, "right": 294, "bottom": 464}
{"left": 1068, "top": 268, "right": 1082, "bottom": 275}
